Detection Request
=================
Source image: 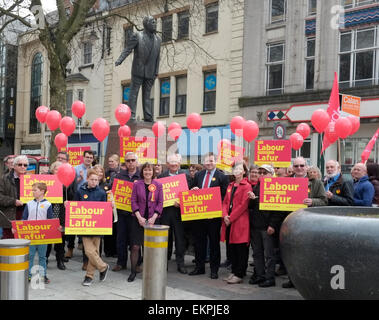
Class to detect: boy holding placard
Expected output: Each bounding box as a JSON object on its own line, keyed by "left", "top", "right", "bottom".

{"left": 21, "top": 182, "right": 54, "bottom": 284}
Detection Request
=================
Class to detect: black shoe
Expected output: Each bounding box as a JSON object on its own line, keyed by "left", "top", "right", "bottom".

{"left": 249, "top": 276, "right": 265, "bottom": 285}
{"left": 63, "top": 257, "right": 69, "bottom": 263}
{"left": 127, "top": 272, "right": 137, "bottom": 282}
{"left": 57, "top": 261, "right": 66, "bottom": 270}
{"left": 282, "top": 280, "right": 295, "bottom": 288}
{"left": 210, "top": 272, "right": 218, "bottom": 279}
{"left": 100, "top": 264, "right": 110, "bottom": 282}
{"left": 259, "top": 279, "right": 276, "bottom": 288}
{"left": 177, "top": 265, "right": 188, "bottom": 274}
{"left": 220, "top": 260, "right": 231, "bottom": 268}
{"left": 188, "top": 268, "right": 205, "bottom": 276}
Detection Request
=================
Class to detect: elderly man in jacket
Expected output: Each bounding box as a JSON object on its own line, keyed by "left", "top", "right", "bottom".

{"left": 0, "top": 155, "right": 28, "bottom": 238}
{"left": 351, "top": 163, "right": 374, "bottom": 206}
{"left": 324, "top": 160, "right": 354, "bottom": 206}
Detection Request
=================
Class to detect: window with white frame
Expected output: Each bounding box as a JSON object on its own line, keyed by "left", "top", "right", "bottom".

{"left": 162, "top": 15, "right": 173, "bottom": 43}
{"left": 270, "top": 0, "right": 286, "bottom": 23}
{"left": 66, "top": 90, "right": 73, "bottom": 117}
{"left": 178, "top": 10, "right": 190, "bottom": 39}
{"left": 341, "top": 0, "right": 378, "bottom": 9}
{"left": 306, "top": 37, "right": 315, "bottom": 90}
{"left": 83, "top": 42, "right": 92, "bottom": 65}
{"left": 308, "top": 0, "right": 317, "bottom": 16}
{"left": 339, "top": 27, "right": 378, "bottom": 88}
{"left": 175, "top": 75, "right": 187, "bottom": 114}
{"left": 160, "top": 77, "right": 170, "bottom": 116}
{"left": 205, "top": 2, "right": 218, "bottom": 33}
{"left": 266, "top": 43, "right": 285, "bottom": 95}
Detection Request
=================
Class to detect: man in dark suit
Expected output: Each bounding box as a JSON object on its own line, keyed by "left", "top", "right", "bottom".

{"left": 189, "top": 152, "right": 229, "bottom": 279}
{"left": 159, "top": 154, "right": 191, "bottom": 274}
{"left": 115, "top": 16, "right": 161, "bottom": 122}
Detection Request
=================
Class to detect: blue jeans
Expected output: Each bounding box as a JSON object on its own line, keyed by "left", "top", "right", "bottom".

{"left": 29, "top": 244, "right": 48, "bottom": 277}
{"left": 0, "top": 227, "right": 3, "bottom": 239}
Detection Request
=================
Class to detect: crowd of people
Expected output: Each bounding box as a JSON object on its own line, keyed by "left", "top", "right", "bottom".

{"left": 0, "top": 150, "right": 378, "bottom": 289}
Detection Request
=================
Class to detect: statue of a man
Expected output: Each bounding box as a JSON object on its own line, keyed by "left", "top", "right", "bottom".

{"left": 115, "top": 16, "right": 161, "bottom": 122}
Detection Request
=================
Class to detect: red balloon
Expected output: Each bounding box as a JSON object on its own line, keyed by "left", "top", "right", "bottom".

{"left": 311, "top": 109, "right": 330, "bottom": 133}
{"left": 60, "top": 116, "right": 76, "bottom": 136}
{"left": 186, "top": 113, "right": 202, "bottom": 133}
{"left": 152, "top": 121, "right": 166, "bottom": 138}
{"left": 54, "top": 133, "right": 68, "bottom": 150}
{"left": 57, "top": 163, "right": 76, "bottom": 187}
{"left": 46, "top": 110, "right": 62, "bottom": 131}
{"left": 35, "top": 106, "right": 49, "bottom": 123}
{"left": 335, "top": 117, "right": 352, "bottom": 139}
{"left": 242, "top": 120, "right": 259, "bottom": 142}
{"left": 296, "top": 123, "right": 311, "bottom": 139}
{"left": 230, "top": 116, "right": 245, "bottom": 137}
{"left": 115, "top": 104, "right": 131, "bottom": 126}
{"left": 168, "top": 122, "right": 182, "bottom": 141}
{"left": 347, "top": 115, "right": 360, "bottom": 135}
{"left": 290, "top": 132, "right": 304, "bottom": 150}
{"left": 118, "top": 125, "right": 131, "bottom": 138}
{"left": 72, "top": 101, "right": 86, "bottom": 118}
{"left": 324, "top": 121, "right": 338, "bottom": 144}
{"left": 92, "top": 118, "right": 110, "bottom": 142}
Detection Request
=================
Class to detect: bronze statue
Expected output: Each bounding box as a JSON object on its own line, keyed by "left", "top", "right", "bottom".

{"left": 115, "top": 16, "right": 161, "bottom": 123}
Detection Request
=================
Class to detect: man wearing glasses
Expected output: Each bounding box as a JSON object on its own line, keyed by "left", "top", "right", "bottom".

{"left": 56, "top": 151, "right": 69, "bottom": 164}
{"left": 0, "top": 155, "right": 29, "bottom": 239}
{"left": 112, "top": 152, "right": 141, "bottom": 272}
{"left": 75, "top": 150, "right": 95, "bottom": 192}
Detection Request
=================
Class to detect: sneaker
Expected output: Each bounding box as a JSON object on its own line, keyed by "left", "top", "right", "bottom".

{"left": 82, "top": 276, "right": 93, "bottom": 286}
{"left": 44, "top": 276, "right": 50, "bottom": 284}
{"left": 223, "top": 273, "right": 234, "bottom": 282}
{"left": 227, "top": 275, "right": 242, "bottom": 284}
{"left": 99, "top": 264, "right": 110, "bottom": 282}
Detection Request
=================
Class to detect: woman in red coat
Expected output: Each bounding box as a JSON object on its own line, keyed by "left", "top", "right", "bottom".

{"left": 221, "top": 161, "right": 252, "bottom": 284}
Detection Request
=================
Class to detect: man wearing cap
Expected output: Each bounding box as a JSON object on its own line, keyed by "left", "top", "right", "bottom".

{"left": 159, "top": 154, "right": 190, "bottom": 274}
{"left": 248, "top": 164, "right": 281, "bottom": 287}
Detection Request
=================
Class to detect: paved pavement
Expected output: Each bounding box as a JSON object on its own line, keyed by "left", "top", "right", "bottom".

{"left": 29, "top": 243, "right": 302, "bottom": 300}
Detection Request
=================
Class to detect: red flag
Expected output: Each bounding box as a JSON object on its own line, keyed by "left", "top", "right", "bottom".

{"left": 361, "top": 128, "right": 379, "bottom": 163}
{"left": 321, "top": 72, "right": 340, "bottom": 155}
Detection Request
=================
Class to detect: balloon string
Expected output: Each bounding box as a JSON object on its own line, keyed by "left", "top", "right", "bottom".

{"left": 79, "top": 118, "right": 81, "bottom": 141}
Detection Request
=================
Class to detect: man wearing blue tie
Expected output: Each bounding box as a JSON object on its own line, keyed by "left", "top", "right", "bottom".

{"left": 188, "top": 152, "right": 229, "bottom": 279}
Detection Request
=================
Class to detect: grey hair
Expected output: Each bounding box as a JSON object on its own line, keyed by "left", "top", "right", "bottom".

{"left": 125, "top": 152, "right": 138, "bottom": 162}
{"left": 13, "top": 155, "right": 29, "bottom": 166}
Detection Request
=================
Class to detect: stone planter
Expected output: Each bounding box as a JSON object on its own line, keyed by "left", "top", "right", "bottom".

{"left": 280, "top": 206, "right": 379, "bottom": 300}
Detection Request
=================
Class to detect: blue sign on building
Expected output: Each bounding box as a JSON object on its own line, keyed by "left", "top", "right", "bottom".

{"left": 205, "top": 74, "right": 216, "bottom": 91}
{"left": 123, "top": 87, "right": 130, "bottom": 102}
{"left": 161, "top": 81, "right": 170, "bottom": 95}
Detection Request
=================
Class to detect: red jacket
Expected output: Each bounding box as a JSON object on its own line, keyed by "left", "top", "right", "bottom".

{"left": 220, "top": 178, "right": 251, "bottom": 244}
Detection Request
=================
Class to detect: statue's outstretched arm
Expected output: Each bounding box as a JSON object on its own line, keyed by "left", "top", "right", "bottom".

{"left": 115, "top": 32, "right": 138, "bottom": 66}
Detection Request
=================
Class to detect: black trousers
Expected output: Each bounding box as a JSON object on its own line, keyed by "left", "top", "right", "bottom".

{"left": 251, "top": 229, "right": 276, "bottom": 280}
{"left": 116, "top": 212, "right": 130, "bottom": 267}
{"left": 230, "top": 243, "right": 249, "bottom": 278}
{"left": 192, "top": 218, "right": 221, "bottom": 273}
{"left": 160, "top": 206, "right": 186, "bottom": 266}
{"left": 104, "top": 221, "right": 118, "bottom": 256}
{"left": 46, "top": 233, "right": 66, "bottom": 261}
